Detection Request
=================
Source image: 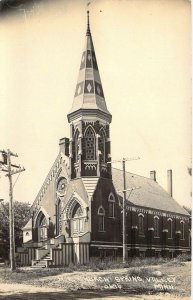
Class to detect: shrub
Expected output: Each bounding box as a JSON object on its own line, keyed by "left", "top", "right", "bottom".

{"left": 176, "top": 253, "right": 191, "bottom": 262}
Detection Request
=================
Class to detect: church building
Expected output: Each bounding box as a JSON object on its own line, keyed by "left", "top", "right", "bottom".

{"left": 17, "top": 12, "right": 190, "bottom": 267}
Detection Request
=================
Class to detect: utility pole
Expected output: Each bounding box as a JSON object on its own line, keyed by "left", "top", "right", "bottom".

{"left": 122, "top": 158, "right": 127, "bottom": 263}
{"left": 108, "top": 156, "right": 140, "bottom": 263}
{"left": 0, "top": 149, "right": 25, "bottom": 271}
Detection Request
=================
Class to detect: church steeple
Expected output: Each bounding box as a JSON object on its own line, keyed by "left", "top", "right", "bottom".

{"left": 68, "top": 12, "right": 112, "bottom": 180}
{"left": 67, "top": 11, "right": 111, "bottom": 123}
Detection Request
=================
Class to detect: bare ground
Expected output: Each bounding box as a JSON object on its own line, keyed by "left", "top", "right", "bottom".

{"left": 0, "top": 261, "right": 191, "bottom": 300}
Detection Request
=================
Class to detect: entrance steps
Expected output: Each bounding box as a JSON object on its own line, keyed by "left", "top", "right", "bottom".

{"left": 31, "top": 253, "right": 51, "bottom": 268}
{"left": 31, "top": 235, "right": 64, "bottom": 268}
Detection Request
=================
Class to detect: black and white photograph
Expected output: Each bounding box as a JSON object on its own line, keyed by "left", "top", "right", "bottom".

{"left": 0, "top": 0, "right": 191, "bottom": 299}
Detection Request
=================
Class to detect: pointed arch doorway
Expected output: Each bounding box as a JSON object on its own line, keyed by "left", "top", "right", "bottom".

{"left": 35, "top": 211, "right": 48, "bottom": 242}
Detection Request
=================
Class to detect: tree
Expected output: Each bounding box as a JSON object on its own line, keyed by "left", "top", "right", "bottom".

{"left": 0, "top": 201, "right": 31, "bottom": 260}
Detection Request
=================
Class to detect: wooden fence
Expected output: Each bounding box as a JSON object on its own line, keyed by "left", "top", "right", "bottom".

{"left": 16, "top": 242, "right": 90, "bottom": 267}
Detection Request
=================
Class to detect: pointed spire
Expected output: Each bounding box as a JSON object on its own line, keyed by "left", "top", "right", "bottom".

{"left": 86, "top": 10, "right": 91, "bottom": 36}
{"left": 68, "top": 12, "right": 111, "bottom": 122}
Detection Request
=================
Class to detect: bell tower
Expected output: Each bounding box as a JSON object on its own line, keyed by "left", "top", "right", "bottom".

{"left": 67, "top": 11, "right": 112, "bottom": 180}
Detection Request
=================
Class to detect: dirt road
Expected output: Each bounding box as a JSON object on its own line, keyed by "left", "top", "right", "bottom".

{"left": 0, "top": 283, "right": 190, "bottom": 300}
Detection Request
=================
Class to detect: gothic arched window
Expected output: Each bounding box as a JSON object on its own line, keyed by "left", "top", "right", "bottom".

{"left": 180, "top": 220, "right": 185, "bottom": 240}
{"left": 99, "top": 128, "right": 106, "bottom": 163}
{"left": 138, "top": 214, "right": 144, "bottom": 235}
{"left": 85, "top": 126, "right": 96, "bottom": 160}
{"left": 74, "top": 129, "right": 80, "bottom": 162}
{"left": 108, "top": 193, "right": 115, "bottom": 218}
{"left": 154, "top": 216, "right": 159, "bottom": 238}
{"left": 72, "top": 202, "right": 84, "bottom": 234}
{"left": 98, "top": 206, "right": 105, "bottom": 232}
{"left": 168, "top": 218, "right": 173, "bottom": 239}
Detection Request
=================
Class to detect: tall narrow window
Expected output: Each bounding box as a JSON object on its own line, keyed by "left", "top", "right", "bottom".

{"left": 85, "top": 126, "right": 96, "bottom": 160}
{"left": 180, "top": 221, "right": 185, "bottom": 239}
{"left": 98, "top": 206, "right": 105, "bottom": 232}
{"left": 138, "top": 214, "right": 144, "bottom": 235}
{"left": 99, "top": 128, "right": 106, "bottom": 163}
{"left": 154, "top": 216, "right": 159, "bottom": 238}
{"left": 108, "top": 193, "right": 115, "bottom": 218}
{"left": 74, "top": 129, "right": 80, "bottom": 162}
{"left": 168, "top": 218, "right": 172, "bottom": 238}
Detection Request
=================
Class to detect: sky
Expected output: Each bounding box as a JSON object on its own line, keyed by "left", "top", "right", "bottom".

{"left": 0, "top": 0, "right": 191, "bottom": 208}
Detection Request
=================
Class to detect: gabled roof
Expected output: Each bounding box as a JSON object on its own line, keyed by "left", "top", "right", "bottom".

{"left": 64, "top": 178, "right": 89, "bottom": 205}
{"left": 68, "top": 11, "right": 111, "bottom": 120}
{"left": 112, "top": 168, "right": 189, "bottom": 216}
{"left": 31, "top": 152, "right": 70, "bottom": 213}
{"left": 22, "top": 218, "right": 32, "bottom": 231}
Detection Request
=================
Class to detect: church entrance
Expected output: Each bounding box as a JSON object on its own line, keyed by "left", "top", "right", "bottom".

{"left": 71, "top": 202, "right": 84, "bottom": 235}
{"left": 36, "top": 212, "right": 48, "bottom": 242}
{"left": 39, "top": 217, "right": 48, "bottom": 241}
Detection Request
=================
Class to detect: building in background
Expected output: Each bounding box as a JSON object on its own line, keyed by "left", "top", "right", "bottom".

{"left": 17, "top": 12, "right": 190, "bottom": 267}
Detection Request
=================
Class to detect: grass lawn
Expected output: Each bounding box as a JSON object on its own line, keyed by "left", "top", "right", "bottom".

{"left": 0, "top": 257, "right": 191, "bottom": 298}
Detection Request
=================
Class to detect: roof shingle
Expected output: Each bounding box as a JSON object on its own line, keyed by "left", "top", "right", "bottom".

{"left": 112, "top": 168, "right": 189, "bottom": 216}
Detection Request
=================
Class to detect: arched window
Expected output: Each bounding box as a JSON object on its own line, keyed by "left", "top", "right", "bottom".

{"left": 72, "top": 202, "right": 84, "bottom": 234}
{"left": 138, "top": 214, "right": 144, "bottom": 235}
{"left": 168, "top": 218, "right": 173, "bottom": 239}
{"left": 98, "top": 206, "right": 105, "bottom": 232}
{"left": 180, "top": 220, "right": 185, "bottom": 240}
{"left": 74, "top": 129, "right": 80, "bottom": 162}
{"left": 99, "top": 128, "right": 106, "bottom": 163}
{"left": 108, "top": 193, "right": 115, "bottom": 218}
{"left": 85, "top": 126, "right": 96, "bottom": 160}
{"left": 154, "top": 216, "right": 159, "bottom": 238}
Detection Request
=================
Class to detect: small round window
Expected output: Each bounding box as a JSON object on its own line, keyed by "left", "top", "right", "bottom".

{"left": 57, "top": 177, "right": 67, "bottom": 195}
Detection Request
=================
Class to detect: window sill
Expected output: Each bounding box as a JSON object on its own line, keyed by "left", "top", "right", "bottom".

{"left": 154, "top": 236, "right": 160, "bottom": 238}
{"left": 98, "top": 231, "right": 106, "bottom": 233}
{"left": 139, "top": 234, "right": 145, "bottom": 237}
{"left": 180, "top": 238, "right": 185, "bottom": 241}
{"left": 168, "top": 238, "right": 173, "bottom": 240}
{"left": 108, "top": 216, "right": 115, "bottom": 219}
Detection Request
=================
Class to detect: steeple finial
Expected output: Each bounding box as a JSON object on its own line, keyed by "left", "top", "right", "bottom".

{"left": 86, "top": 10, "right": 91, "bottom": 36}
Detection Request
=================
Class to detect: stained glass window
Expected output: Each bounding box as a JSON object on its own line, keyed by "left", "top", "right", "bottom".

{"left": 108, "top": 193, "right": 115, "bottom": 218}
{"left": 180, "top": 221, "right": 185, "bottom": 239}
{"left": 154, "top": 217, "right": 159, "bottom": 237}
{"left": 138, "top": 214, "right": 144, "bottom": 235}
{"left": 98, "top": 206, "right": 105, "bottom": 231}
{"left": 168, "top": 219, "right": 172, "bottom": 238}
{"left": 99, "top": 128, "right": 105, "bottom": 163}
